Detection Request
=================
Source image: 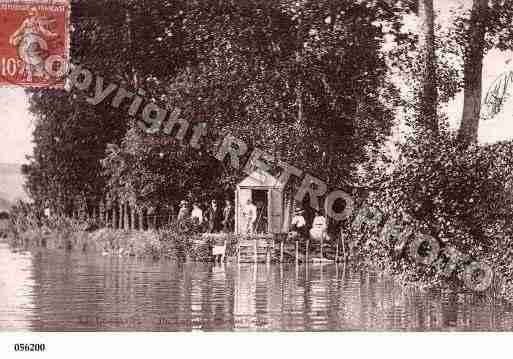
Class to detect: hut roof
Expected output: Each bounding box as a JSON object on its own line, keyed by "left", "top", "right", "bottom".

{"left": 237, "top": 171, "right": 284, "bottom": 189}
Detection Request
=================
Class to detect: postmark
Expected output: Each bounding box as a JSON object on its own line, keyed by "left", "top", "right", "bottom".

{"left": 0, "top": 0, "right": 70, "bottom": 88}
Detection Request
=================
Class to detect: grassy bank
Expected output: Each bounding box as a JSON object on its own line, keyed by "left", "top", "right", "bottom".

{"left": 9, "top": 225, "right": 246, "bottom": 261}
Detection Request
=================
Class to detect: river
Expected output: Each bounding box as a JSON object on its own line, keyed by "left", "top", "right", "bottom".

{"left": 1, "top": 242, "right": 512, "bottom": 331}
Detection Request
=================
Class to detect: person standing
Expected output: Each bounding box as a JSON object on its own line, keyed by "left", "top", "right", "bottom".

{"left": 310, "top": 210, "right": 330, "bottom": 260}
{"left": 290, "top": 208, "right": 307, "bottom": 239}
{"left": 191, "top": 202, "right": 203, "bottom": 225}
{"left": 206, "top": 199, "right": 223, "bottom": 232}
{"left": 243, "top": 199, "right": 257, "bottom": 234}
{"left": 177, "top": 200, "right": 190, "bottom": 221}
{"left": 222, "top": 199, "right": 234, "bottom": 232}
{"left": 310, "top": 210, "right": 329, "bottom": 242}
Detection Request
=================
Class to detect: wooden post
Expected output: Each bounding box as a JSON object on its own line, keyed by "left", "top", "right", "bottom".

{"left": 280, "top": 239, "right": 284, "bottom": 263}
{"left": 254, "top": 238, "right": 257, "bottom": 263}
{"left": 237, "top": 239, "right": 241, "bottom": 264}
{"left": 341, "top": 230, "right": 346, "bottom": 263}
{"left": 335, "top": 238, "right": 339, "bottom": 263}
{"left": 320, "top": 235, "right": 323, "bottom": 260}
{"left": 295, "top": 240, "right": 299, "bottom": 266}
{"left": 306, "top": 240, "right": 309, "bottom": 263}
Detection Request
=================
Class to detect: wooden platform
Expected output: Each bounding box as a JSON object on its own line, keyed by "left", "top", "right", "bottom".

{"left": 197, "top": 233, "right": 344, "bottom": 264}
{"left": 237, "top": 237, "right": 273, "bottom": 263}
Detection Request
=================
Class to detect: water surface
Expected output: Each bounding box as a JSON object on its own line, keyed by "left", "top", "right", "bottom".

{"left": 1, "top": 242, "right": 512, "bottom": 331}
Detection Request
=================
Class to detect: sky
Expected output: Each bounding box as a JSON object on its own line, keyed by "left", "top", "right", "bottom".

{"left": 0, "top": 87, "right": 34, "bottom": 164}
{"left": 1, "top": 0, "right": 513, "bottom": 165}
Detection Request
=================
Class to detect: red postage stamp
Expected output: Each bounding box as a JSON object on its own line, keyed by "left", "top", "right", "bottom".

{"left": 0, "top": 0, "right": 70, "bottom": 88}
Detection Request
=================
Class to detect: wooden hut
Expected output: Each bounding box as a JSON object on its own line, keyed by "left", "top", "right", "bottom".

{"left": 235, "top": 170, "right": 292, "bottom": 234}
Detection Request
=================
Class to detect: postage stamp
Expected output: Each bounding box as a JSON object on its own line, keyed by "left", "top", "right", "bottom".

{"left": 0, "top": 0, "right": 70, "bottom": 88}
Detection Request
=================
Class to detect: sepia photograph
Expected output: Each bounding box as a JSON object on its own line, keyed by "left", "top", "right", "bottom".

{"left": 2, "top": 0, "right": 513, "bottom": 356}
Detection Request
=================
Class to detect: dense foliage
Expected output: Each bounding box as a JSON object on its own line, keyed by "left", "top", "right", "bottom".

{"left": 350, "top": 133, "right": 513, "bottom": 288}
{"left": 24, "top": 0, "right": 404, "bottom": 212}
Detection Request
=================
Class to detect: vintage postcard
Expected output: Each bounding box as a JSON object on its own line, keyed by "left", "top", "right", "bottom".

{"left": 0, "top": 0, "right": 69, "bottom": 88}
{"left": 1, "top": 0, "right": 513, "bottom": 357}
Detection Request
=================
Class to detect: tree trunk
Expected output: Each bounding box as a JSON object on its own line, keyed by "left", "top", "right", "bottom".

{"left": 418, "top": 0, "right": 438, "bottom": 134}
{"left": 124, "top": 202, "right": 130, "bottom": 231}
{"left": 112, "top": 203, "right": 117, "bottom": 229}
{"left": 131, "top": 204, "right": 136, "bottom": 231}
{"left": 458, "top": 0, "right": 488, "bottom": 145}
{"left": 153, "top": 206, "right": 158, "bottom": 230}
{"left": 118, "top": 202, "right": 123, "bottom": 230}
{"left": 139, "top": 207, "right": 144, "bottom": 230}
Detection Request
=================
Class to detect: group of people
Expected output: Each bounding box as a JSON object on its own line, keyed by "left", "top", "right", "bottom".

{"left": 175, "top": 197, "right": 330, "bottom": 241}
{"left": 290, "top": 208, "right": 330, "bottom": 243}
{"left": 177, "top": 199, "right": 235, "bottom": 233}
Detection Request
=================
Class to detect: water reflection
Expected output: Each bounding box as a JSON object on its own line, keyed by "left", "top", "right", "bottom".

{"left": 0, "top": 243, "right": 35, "bottom": 331}
{"left": 1, "top": 242, "right": 513, "bottom": 331}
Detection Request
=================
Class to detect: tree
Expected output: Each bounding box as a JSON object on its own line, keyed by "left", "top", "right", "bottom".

{"left": 458, "top": 0, "right": 489, "bottom": 145}
{"left": 25, "top": 0, "right": 406, "bottom": 214}
{"left": 417, "top": 0, "right": 438, "bottom": 135}
{"left": 102, "top": 0, "right": 404, "bottom": 205}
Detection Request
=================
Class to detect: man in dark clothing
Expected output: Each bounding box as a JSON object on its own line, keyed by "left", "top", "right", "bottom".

{"left": 206, "top": 199, "right": 223, "bottom": 232}
{"left": 222, "top": 199, "right": 234, "bottom": 233}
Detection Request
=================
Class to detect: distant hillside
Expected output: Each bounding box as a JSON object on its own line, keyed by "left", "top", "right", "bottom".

{"left": 0, "top": 196, "right": 11, "bottom": 212}
{"left": 0, "top": 163, "right": 29, "bottom": 206}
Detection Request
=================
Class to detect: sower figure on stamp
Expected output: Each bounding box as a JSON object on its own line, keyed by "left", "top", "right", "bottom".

{"left": 9, "top": 7, "right": 59, "bottom": 81}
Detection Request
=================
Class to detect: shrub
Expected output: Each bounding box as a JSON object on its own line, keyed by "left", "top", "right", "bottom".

{"left": 352, "top": 133, "right": 513, "bottom": 287}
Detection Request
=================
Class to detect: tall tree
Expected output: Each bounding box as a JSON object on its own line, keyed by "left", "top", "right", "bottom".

{"left": 25, "top": 0, "right": 405, "bottom": 213}
{"left": 417, "top": 0, "right": 438, "bottom": 135}
{"left": 458, "top": 0, "right": 489, "bottom": 145}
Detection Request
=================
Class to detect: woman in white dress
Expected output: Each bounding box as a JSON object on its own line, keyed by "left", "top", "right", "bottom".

{"left": 190, "top": 203, "right": 203, "bottom": 225}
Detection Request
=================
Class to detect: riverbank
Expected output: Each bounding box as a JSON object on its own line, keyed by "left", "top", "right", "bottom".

{"left": 0, "top": 219, "right": 8, "bottom": 239}
{"left": 9, "top": 226, "right": 244, "bottom": 261}
{"left": 8, "top": 226, "right": 338, "bottom": 263}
